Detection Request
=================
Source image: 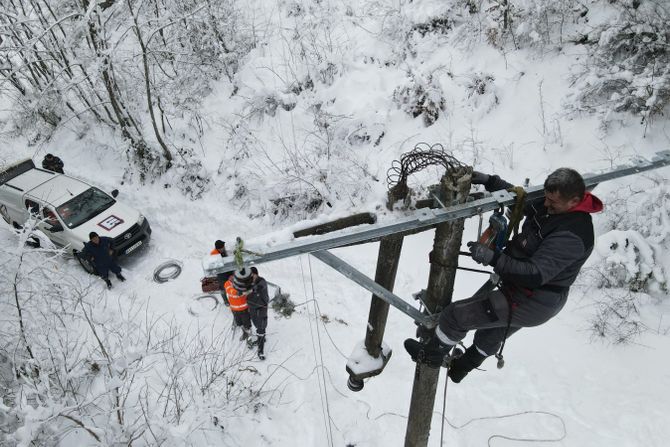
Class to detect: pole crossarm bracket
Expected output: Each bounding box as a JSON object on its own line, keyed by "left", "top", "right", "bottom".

{"left": 310, "top": 250, "right": 438, "bottom": 328}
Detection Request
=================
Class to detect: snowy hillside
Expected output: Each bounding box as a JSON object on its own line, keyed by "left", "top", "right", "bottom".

{"left": 2, "top": 0, "right": 670, "bottom": 446}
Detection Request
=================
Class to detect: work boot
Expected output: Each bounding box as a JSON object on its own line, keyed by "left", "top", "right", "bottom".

{"left": 246, "top": 334, "right": 258, "bottom": 348}
{"left": 257, "top": 335, "right": 266, "bottom": 360}
{"left": 104, "top": 278, "right": 112, "bottom": 289}
{"left": 404, "top": 337, "right": 454, "bottom": 368}
{"left": 116, "top": 273, "right": 126, "bottom": 282}
{"left": 448, "top": 345, "right": 487, "bottom": 383}
{"left": 239, "top": 328, "right": 250, "bottom": 341}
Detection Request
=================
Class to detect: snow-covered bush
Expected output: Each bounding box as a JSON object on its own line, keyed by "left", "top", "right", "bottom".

{"left": 580, "top": 177, "right": 670, "bottom": 342}
{"left": 588, "top": 288, "right": 645, "bottom": 344}
{"left": 465, "top": 72, "right": 499, "bottom": 113}
{"left": 393, "top": 74, "right": 446, "bottom": 127}
{"left": 455, "top": 0, "right": 585, "bottom": 49}
{"left": 0, "top": 0, "right": 251, "bottom": 191}
{"left": 585, "top": 178, "right": 670, "bottom": 295}
{"left": 589, "top": 230, "right": 665, "bottom": 293}
{"left": 0, "top": 240, "right": 262, "bottom": 446}
{"left": 163, "top": 149, "right": 212, "bottom": 200}
{"left": 573, "top": 1, "right": 670, "bottom": 124}
{"left": 271, "top": 291, "right": 296, "bottom": 317}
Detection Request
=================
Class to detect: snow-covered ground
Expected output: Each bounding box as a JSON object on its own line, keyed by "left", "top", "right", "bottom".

{"left": 2, "top": 0, "right": 670, "bottom": 446}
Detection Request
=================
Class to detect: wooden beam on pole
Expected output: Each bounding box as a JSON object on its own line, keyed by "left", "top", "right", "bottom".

{"left": 293, "top": 213, "right": 377, "bottom": 238}
{"left": 404, "top": 169, "right": 472, "bottom": 447}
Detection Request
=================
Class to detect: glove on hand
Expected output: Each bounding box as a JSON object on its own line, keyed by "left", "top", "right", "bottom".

{"left": 470, "top": 171, "right": 490, "bottom": 185}
{"left": 467, "top": 241, "right": 499, "bottom": 266}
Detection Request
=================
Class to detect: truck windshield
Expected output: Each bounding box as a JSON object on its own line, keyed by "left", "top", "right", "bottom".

{"left": 56, "top": 187, "right": 115, "bottom": 228}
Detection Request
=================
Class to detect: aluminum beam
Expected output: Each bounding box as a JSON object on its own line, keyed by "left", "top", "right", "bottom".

{"left": 310, "top": 250, "right": 437, "bottom": 327}
{"left": 203, "top": 150, "right": 670, "bottom": 276}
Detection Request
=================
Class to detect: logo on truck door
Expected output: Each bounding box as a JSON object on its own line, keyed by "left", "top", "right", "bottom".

{"left": 98, "top": 215, "right": 124, "bottom": 231}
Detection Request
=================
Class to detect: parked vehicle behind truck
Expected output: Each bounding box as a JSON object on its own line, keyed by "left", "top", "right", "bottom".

{"left": 0, "top": 159, "right": 151, "bottom": 272}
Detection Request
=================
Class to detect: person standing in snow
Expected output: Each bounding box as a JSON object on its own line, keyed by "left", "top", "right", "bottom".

{"left": 41, "top": 153, "right": 64, "bottom": 173}
{"left": 405, "top": 168, "right": 603, "bottom": 383}
{"left": 224, "top": 268, "right": 253, "bottom": 341}
{"left": 248, "top": 266, "right": 269, "bottom": 359}
{"left": 81, "top": 231, "right": 126, "bottom": 289}
{"left": 211, "top": 240, "right": 233, "bottom": 306}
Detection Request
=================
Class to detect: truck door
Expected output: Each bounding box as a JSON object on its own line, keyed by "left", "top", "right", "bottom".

{"left": 24, "top": 198, "right": 67, "bottom": 248}
{"left": 41, "top": 206, "right": 69, "bottom": 247}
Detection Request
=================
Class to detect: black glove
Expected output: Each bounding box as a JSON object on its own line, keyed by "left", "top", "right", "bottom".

{"left": 467, "top": 241, "right": 500, "bottom": 266}
{"left": 471, "top": 171, "right": 490, "bottom": 185}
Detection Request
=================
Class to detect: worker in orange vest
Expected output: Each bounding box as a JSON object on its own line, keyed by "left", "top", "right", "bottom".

{"left": 211, "top": 240, "right": 233, "bottom": 306}
{"left": 224, "top": 268, "right": 253, "bottom": 341}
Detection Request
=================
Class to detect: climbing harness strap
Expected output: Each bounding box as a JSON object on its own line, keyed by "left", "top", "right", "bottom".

{"left": 493, "top": 186, "right": 527, "bottom": 368}
{"left": 505, "top": 186, "right": 527, "bottom": 240}
{"left": 466, "top": 186, "right": 527, "bottom": 367}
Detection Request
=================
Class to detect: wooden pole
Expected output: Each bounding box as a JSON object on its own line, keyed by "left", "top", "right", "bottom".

{"left": 365, "top": 234, "right": 404, "bottom": 357}
{"left": 404, "top": 169, "right": 471, "bottom": 447}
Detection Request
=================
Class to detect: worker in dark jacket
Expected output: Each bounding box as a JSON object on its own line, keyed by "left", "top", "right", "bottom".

{"left": 248, "top": 266, "right": 269, "bottom": 359}
{"left": 42, "top": 153, "right": 64, "bottom": 173}
{"left": 81, "top": 231, "right": 125, "bottom": 289}
{"left": 405, "top": 168, "right": 603, "bottom": 383}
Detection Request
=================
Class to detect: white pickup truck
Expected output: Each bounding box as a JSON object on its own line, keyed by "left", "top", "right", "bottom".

{"left": 0, "top": 158, "right": 151, "bottom": 272}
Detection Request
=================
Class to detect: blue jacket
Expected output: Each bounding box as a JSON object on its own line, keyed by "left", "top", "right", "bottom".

{"left": 82, "top": 237, "right": 116, "bottom": 269}
{"left": 248, "top": 277, "right": 269, "bottom": 310}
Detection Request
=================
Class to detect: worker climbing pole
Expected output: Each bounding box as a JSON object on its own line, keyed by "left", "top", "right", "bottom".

{"left": 201, "top": 148, "right": 670, "bottom": 447}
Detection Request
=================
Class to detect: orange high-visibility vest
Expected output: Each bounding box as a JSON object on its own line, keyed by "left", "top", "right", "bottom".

{"left": 225, "top": 279, "right": 248, "bottom": 312}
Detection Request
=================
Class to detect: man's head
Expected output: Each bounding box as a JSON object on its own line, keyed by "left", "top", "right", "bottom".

{"left": 214, "top": 240, "right": 225, "bottom": 252}
{"left": 45, "top": 153, "right": 54, "bottom": 160}
{"left": 543, "top": 168, "right": 585, "bottom": 214}
{"left": 89, "top": 231, "right": 100, "bottom": 244}
{"left": 233, "top": 267, "right": 253, "bottom": 292}
{"left": 250, "top": 266, "right": 258, "bottom": 278}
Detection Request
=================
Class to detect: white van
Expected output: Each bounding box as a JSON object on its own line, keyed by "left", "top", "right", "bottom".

{"left": 0, "top": 159, "right": 151, "bottom": 272}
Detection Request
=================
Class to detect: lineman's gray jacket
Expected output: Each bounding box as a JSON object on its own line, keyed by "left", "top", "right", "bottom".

{"left": 483, "top": 175, "right": 603, "bottom": 293}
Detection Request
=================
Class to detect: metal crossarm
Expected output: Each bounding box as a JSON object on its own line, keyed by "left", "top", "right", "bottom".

{"left": 203, "top": 150, "right": 670, "bottom": 275}
{"left": 311, "top": 250, "right": 438, "bottom": 327}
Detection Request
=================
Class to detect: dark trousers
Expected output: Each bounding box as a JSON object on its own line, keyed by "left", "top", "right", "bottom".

{"left": 249, "top": 306, "right": 268, "bottom": 336}
{"left": 233, "top": 310, "right": 251, "bottom": 330}
{"left": 438, "top": 288, "right": 568, "bottom": 355}
{"left": 96, "top": 262, "right": 121, "bottom": 280}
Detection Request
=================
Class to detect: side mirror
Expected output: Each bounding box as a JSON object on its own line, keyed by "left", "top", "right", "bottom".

{"left": 49, "top": 223, "right": 64, "bottom": 233}
{"left": 111, "top": 189, "right": 119, "bottom": 198}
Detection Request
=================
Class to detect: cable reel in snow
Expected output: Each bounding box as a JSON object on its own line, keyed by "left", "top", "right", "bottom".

{"left": 187, "top": 294, "right": 220, "bottom": 316}
{"left": 153, "top": 260, "right": 183, "bottom": 283}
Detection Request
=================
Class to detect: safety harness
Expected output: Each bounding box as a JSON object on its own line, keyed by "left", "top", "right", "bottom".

{"left": 474, "top": 186, "right": 527, "bottom": 369}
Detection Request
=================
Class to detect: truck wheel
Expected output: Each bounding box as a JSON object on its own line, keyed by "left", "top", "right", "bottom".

{"left": 74, "top": 251, "right": 96, "bottom": 275}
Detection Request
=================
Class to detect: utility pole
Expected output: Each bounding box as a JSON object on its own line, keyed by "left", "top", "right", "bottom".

{"left": 365, "top": 235, "right": 403, "bottom": 358}
{"left": 404, "top": 169, "right": 471, "bottom": 447}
